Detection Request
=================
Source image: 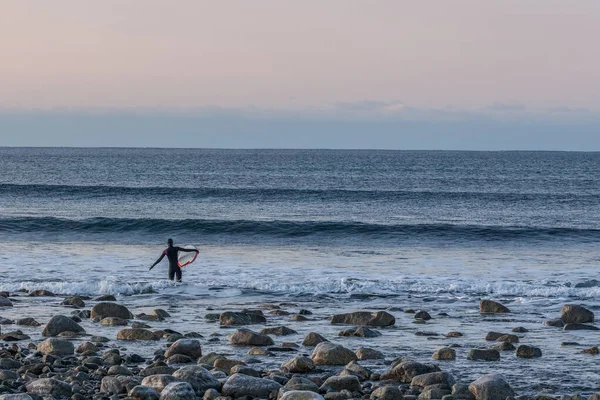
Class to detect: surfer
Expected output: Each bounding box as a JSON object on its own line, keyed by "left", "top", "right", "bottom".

{"left": 149, "top": 238, "right": 199, "bottom": 282}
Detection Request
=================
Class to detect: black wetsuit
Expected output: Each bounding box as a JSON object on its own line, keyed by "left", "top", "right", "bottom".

{"left": 162, "top": 246, "right": 184, "bottom": 281}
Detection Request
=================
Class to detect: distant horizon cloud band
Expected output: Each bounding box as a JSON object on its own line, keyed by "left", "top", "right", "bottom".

{"left": 1, "top": 1, "right": 599, "bottom": 149}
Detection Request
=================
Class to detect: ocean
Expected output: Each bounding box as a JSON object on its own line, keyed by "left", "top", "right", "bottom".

{"left": 1, "top": 147, "right": 600, "bottom": 395}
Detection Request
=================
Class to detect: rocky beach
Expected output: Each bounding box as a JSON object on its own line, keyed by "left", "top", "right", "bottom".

{"left": 1, "top": 289, "right": 600, "bottom": 400}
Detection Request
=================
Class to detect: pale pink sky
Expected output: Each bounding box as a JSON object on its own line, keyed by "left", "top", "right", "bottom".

{"left": 1, "top": 0, "right": 599, "bottom": 111}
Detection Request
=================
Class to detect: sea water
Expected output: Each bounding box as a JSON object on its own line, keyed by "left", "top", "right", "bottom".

{"left": 1, "top": 148, "right": 600, "bottom": 395}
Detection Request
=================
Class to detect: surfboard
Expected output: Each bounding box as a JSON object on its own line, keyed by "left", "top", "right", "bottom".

{"left": 177, "top": 245, "right": 198, "bottom": 268}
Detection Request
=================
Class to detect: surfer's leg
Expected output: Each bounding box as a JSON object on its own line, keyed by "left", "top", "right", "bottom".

{"left": 175, "top": 267, "right": 182, "bottom": 282}
{"left": 168, "top": 267, "right": 175, "bottom": 281}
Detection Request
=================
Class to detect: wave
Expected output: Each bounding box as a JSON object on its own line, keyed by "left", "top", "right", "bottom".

{"left": 0, "top": 183, "right": 596, "bottom": 203}
{"left": 1, "top": 216, "right": 599, "bottom": 242}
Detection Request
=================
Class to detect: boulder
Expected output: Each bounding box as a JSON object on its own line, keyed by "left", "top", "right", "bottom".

{"left": 91, "top": 302, "right": 134, "bottom": 320}
{"left": 214, "top": 358, "right": 246, "bottom": 372}
{"left": 496, "top": 334, "right": 519, "bottom": 343}
{"left": 61, "top": 296, "right": 85, "bottom": 308}
{"left": 561, "top": 304, "right": 594, "bottom": 324}
{"left": 160, "top": 382, "right": 196, "bottom": 400}
{"left": 280, "top": 391, "right": 325, "bottom": 400}
{"left": 302, "top": 332, "right": 328, "bottom": 346}
{"left": 25, "top": 378, "right": 72, "bottom": 397}
{"left": 380, "top": 360, "right": 440, "bottom": 382}
{"left": 100, "top": 376, "right": 126, "bottom": 394}
{"left": 0, "top": 394, "right": 35, "bottom": 400}
{"left": 100, "top": 317, "right": 128, "bottom": 326}
{"left": 16, "top": 318, "right": 40, "bottom": 327}
{"left": 564, "top": 323, "right": 599, "bottom": 331}
{"left": 311, "top": 342, "right": 357, "bottom": 365}
{"left": 516, "top": 345, "right": 542, "bottom": 358}
{"left": 42, "top": 314, "right": 85, "bottom": 336}
{"left": 0, "top": 370, "right": 18, "bottom": 381}
{"left": 284, "top": 377, "right": 320, "bottom": 392}
{"left": 320, "top": 376, "right": 361, "bottom": 392}
{"left": 432, "top": 347, "right": 456, "bottom": 360}
{"left": 222, "top": 373, "right": 282, "bottom": 398}
{"left": 0, "top": 330, "right": 30, "bottom": 341}
{"left": 37, "top": 338, "right": 75, "bottom": 356}
{"left": 330, "top": 311, "right": 395, "bottom": 326}
{"left": 479, "top": 300, "right": 510, "bottom": 313}
{"left": 129, "top": 385, "right": 160, "bottom": 400}
{"left": 544, "top": 318, "right": 565, "bottom": 327}
{"left": 411, "top": 371, "right": 455, "bottom": 388}
{"left": 172, "top": 365, "right": 221, "bottom": 394}
{"left": 355, "top": 347, "right": 384, "bottom": 360}
{"left": 228, "top": 328, "right": 274, "bottom": 346}
{"left": 341, "top": 361, "right": 372, "bottom": 381}
{"left": 165, "top": 339, "right": 203, "bottom": 359}
{"left": 281, "top": 356, "right": 316, "bottom": 373}
{"left": 230, "top": 365, "right": 261, "bottom": 377}
{"left": 0, "top": 297, "right": 12, "bottom": 307}
{"left": 468, "top": 374, "right": 514, "bottom": 400}
{"left": 141, "top": 375, "right": 185, "bottom": 393}
{"left": 96, "top": 294, "right": 117, "bottom": 301}
{"left": 261, "top": 326, "right": 298, "bottom": 335}
{"left": 108, "top": 365, "right": 134, "bottom": 376}
{"left": 414, "top": 310, "right": 432, "bottom": 320}
{"left": 488, "top": 342, "right": 516, "bottom": 351}
{"left": 219, "top": 311, "right": 266, "bottom": 326}
{"left": 117, "top": 328, "right": 159, "bottom": 341}
{"left": 338, "top": 327, "right": 381, "bottom": 338}
{"left": 369, "top": 385, "right": 403, "bottom": 400}
{"left": 467, "top": 349, "right": 500, "bottom": 361}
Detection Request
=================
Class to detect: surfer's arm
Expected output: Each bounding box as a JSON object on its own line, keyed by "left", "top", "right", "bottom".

{"left": 177, "top": 247, "right": 199, "bottom": 253}
{"left": 149, "top": 254, "right": 165, "bottom": 270}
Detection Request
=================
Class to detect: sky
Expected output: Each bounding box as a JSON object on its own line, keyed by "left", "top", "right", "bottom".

{"left": 1, "top": 1, "right": 599, "bottom": 149}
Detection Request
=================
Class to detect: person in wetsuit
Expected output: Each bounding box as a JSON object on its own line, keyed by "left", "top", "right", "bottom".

{"left": 149, "top": 238, "right": 199, "bottom": 282}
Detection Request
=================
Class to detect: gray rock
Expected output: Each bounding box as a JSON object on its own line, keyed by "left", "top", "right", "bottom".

{"left": 452, "top": 383, "right": 475, "bottom": 400}
{"left": 230, "top": 364, "right": 261, "bottom": 377}
{"left": 544, "top": 318, "right": 565, "bottom": 327}
{"left": 76, "top": 341, "right": 99, "bottom": 353}
{"left": 25, "top": 378, "right": 73, "bottom": 397}
{"left": 129, "top": 385, "right": 160, "bottom": 400}
{"left": 16, "top": 317, "right": 41, "bottom": 326}
{"left": 330, "top": 311, "right": 395, "bottom": 326}
{"left": 172, "top": 365, "right": 221, "bottom": 394}
{"left": 411, "top": 371, "right": 455, "bottom": 388}
{"left": 281, "top": 356, "right": 316, "bottom": 373}
{"left": 42, "top": 314, "right": 85, "bottom": 336}
{"left": 100, "top": 317, "right": 128, "bottom": 326}
{"left": 165, "top": 339, "right": 203, "bottom": 359}
{"left": 222, "top": 373, "right": 282, "bottom": 398}
{"left": 37, "top": 338, "right": 75, "bottom": 356}
{"left": 61, "top": 295, "right": 86, "bottom": 308}
{"left": 311, "top": 342, "right": 357, "bottom": 365}
{"left": 420, "top": 387, "right": 451, "bottom": 399}
{"left": 432, "top": 347, "right": 456, "bottom": 360}
{"left": 467, "top": 349, "right": 500, "bottom": 361}
{"left": 219, "top": 311, "right": 266, "bottom": 326}
{"left": 261, "top": 326, "right": 298, "bottom": 335}
{"left": 356, "top": 347, "right": 384, "bottom": 360}
{"left": 0, "top": 297, "right": 13, "bottom": 307}
{"left": 0, "top": 370, "right": 18, "bottom": 381}
{"left": 228, "top": 328, "right": 274, "bottom": 346}
{"left": 369, "top": 385, "right": 403, "bottom": 400}
{"left": 488, "top": 342, "right": 515, "bottom": 351}
{"left": 141, "top": 375, "right": 185, "bottom": 393}
{"left": 117, "top": 328, "right": 159, "bottom": 340}
{"left": 0, "top": 394, "right": 35, "bottom": 400}
{"left": 203, "top": 388, "right": 220, "bottom": 400}
{"left": 160, "top": 382, "right": 196, "bottom": 400}
{"left": 468, "top": 374, "right": 514, "bottom": 400}
{"left": 496, "top": 334, "right": 519, "bottom": 343}
{"left": 91, "top": 302, "right": 134, "bottom": 320}
{"left": 479, "top": 300, "right": 510, "bottom": 313}
{"left": 415, "top": 310, "right": 432, "bottom": 321}
{"left": 302, "top": 332, "right": 328, "bottom": 346}
{"left": 320, "top": 376, "right": 361, "bottom": 392}
{"left": 341, "top": 361, "right": 372, "bottom": 381}
{"left": 380, "top": 360, "right": 440, "bottom": 382}
{"left": 281, "top": 391, "right": 325, "bottom": 400}
{"left": 564, "top": 323, "right": 599, "bottom": 331}
{"left": 516, "top": 345, "right": 542, "bottom": 358}
{"left": 284, "top": 376, "right": 320, "bottom": 392}
{"left": 339, "top": 327, "right": 381, "bottom": 338}
{"left": 108, "top": 365, "right": 134, "bottom": 375}
{"left": 100, "top": 376, "right": 126, "bottom": 394}
{"left": 96, "top": 294, "right": 117, "bottom": 301}
{"left": 561, "top": 304, "right": 594, "bottom": 324}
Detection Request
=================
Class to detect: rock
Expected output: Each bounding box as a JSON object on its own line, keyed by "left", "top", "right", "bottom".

{"left": 281, "top": 391, "right": 325, "bottom": 400}
{"left": 446, "top": 331, "right": 463, "bottom": 338}
{"left": 0, "top": 297, "right": 13, "bottom": 307}
{"left": 284, "top": 377, "right": 320, "bottom": 392}
{"left": 230, "top": 365, "right": 261, "bottom": 377}
{"left": 108, "top": 365, "right": 134, "bottom": 375}
{"left": 197, "top": 352, "right": 225, "bottom": 365}
{"left": 228, "top": 328, "right": 274, "bottom": 346}
{"left": 0, "top": 330, "right": 30, "bottom": 341}
{"left": 339, "top": 327, "right": 381, "bottom": 338}
{"left": 214, "top": 358, "right": 246, "bottom": 372}
{"left": 142, "top": 375, "right": 185, "bottom": 393}
{"left": 561, "top": 304, "right": 594, "bottom": 324}
{"left": 96, "top": 294, "right": 117, "bottom": 301}
{"left": 432, "top": 347, "right": 456, "bottom": 360}
{"left": 153, "top": 309, "right": 171, "bottom": 319}
{"left": 100, "top": 317, "right": 128, "bottom": 326}
{"left": 0, "top": 370, "right": 18, "bottom": 381}
{"left": 369, "top": 385, "right": 403, "bottom": 400}
{"left": 583, "top": 346, "right": 599, "bottom": 354}
{"left": 496, "top": 334, "right": 519, "bottom": 343}
{"left": 320, "top": 376, "right": 361, "bottom": 392}
{"left": 488, "top": 342, "right": 515, "bottom": 351}
{"left": 564, "top": 323, "right": 599, "bottom": 330}
{"left": 160, "top": 382, "right": 196, "bottom": 400}
{"left": 132, "top": 321, "right": 152, "bottom": 329}
{"left": 117, "top": 328, "right": 159, "bottom": 340}
{"left": 340, "top": 361, "right": 372, "bottom": 381}
{"left": 91, "top": 302, "right": 134, "bottom": 320}
{"left": 330, "top": 311, "right": 395, "bottom": 326}
{"left": 222, "top": 373, "right": 282, "bottom": 398}
{"left": 512, "top": 326, "right": 528, "bottom": 333}
{"left": 468, "top": 374, "right": 514, "bottom": 400}
{"left": 516, "top": 345, "right": 542, "bottom": 358}
{"left": 37, "top": 338, "right": 75, "bottom": 356}
{"left": 248, "top": 347, "right": 271, "bottom": 355}
{"left": 0, "top": 316, "right": 14, "bottom": 324}
{"left": 355, "top": 347, "right": 384, "bottom": 360}
{"left": 100, "top": 376, "right": 126, "bottom": 394}
{"left": 261, "top": 326, "right": 298, "bottom": 335}
{"left": 62, "top": 296, "right": 86, "bottom": 308}
{"left": 0, "top": 394, "right": 34, "bottom": 400}
{"left": 311, "top": 342, "right": 357, "bottom": 365}
{"left": 28, "top": 290, "right": 55, "bottom": 296}
{"left": 479, "top": 300, "right": 510, "bottom": 313}
{"left": 467, "top": 349, "right": 500, "bottom": 361}
{"left": 420, "top": 387, "right": 451, "bottom": 399}
{"left": 219, "top": 311, "right": 266, "bottom": 326}
{"left": 42, "top": 314, "right": 85, "bottom": 336}
{"left": 452, "top": 383, "right": 475, "bottom": 400}
{"left": 415, "top": 310, "right": 432, "bottom": 321}
{"left": 172, "top": 365, "right": 221, "bottom": 394}
{"left": 380, "top": 360, "right": 440, "bottom": 382}
{"left": 281, "top": 356, "right": 316, "bottom": 373}
{"left": 168, "top": 354, "right": 193, "bottom": 364}
{"left": 484, "top": 332, "right": 504, "bottom": 341}
{"left": 16, "top": 317, "right": 41, "bottom": 326}
{"left": 165, "top": 339, "right": 203, "bottom": 359}
{"left": 303, "top": 332, "right": 328, "bottom": 346}
{"left": 291, "top": 315, "right": 309, "bottom": 321}
{"left": 25, "top": 378, "right": 72, "bottom": 397}
{"left": 129, "top": 385, "right": 160, "bottom": 400}
{"left": 411, "top": 371, "right": 455, "bottom": 388}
